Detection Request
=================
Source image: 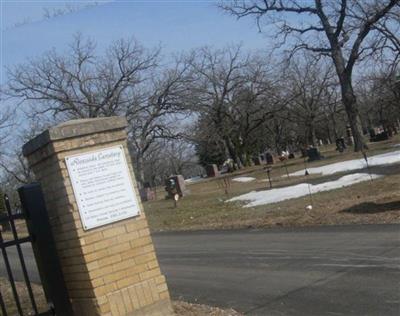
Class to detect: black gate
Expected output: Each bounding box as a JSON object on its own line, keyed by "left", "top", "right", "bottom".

{"left": 0, "top": 183, "right": 73, "bottom": 316}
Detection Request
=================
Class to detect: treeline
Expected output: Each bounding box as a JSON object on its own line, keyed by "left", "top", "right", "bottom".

{"left": 1, "top": 36, "right": 399, "bottom": 188}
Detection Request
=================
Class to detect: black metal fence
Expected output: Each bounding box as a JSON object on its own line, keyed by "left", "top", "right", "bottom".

{"left": 0, "top": 194, "right": 54, "bottom": 316}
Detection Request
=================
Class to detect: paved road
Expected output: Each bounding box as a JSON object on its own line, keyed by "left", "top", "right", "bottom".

{"left": 153, "top": 224, "right": 400, "bottom": 316}
{"left": 2, "top": 224, "right": 399, "bottom": 315}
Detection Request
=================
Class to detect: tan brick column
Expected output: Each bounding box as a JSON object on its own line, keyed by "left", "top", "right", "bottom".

{"left": 22, "top": 117, "right": 173, "bottom": 316}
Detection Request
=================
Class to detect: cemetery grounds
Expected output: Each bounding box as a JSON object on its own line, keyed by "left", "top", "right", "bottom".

{"left": 2, "top": 136, "right": 399, "bottom": 316}
{"left": 145, "top": 135, "right": 400, "bottom": 232}
{"left": 3, "top": 137, "right": 399, "bottom": 237}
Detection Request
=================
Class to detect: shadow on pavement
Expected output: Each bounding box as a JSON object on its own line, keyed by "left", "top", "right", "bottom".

{"left": 341, "top": 201, "right": 400, "bottom": 214}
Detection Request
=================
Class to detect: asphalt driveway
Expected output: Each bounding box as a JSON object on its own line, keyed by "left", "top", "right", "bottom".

{"left": 2, "top": 224, "right": 399, "bottom": 315}
{"left": 153, "top": 224, "right": 400, "bottom": 316}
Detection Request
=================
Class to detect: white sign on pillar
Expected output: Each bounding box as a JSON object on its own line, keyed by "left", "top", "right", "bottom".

{"left": 65, "top": 146, "right": 140, "bottom": 230}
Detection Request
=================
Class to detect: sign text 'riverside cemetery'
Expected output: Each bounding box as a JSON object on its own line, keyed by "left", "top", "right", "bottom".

{"left": 66, "top": 146, "right": 140, "bottom": 230}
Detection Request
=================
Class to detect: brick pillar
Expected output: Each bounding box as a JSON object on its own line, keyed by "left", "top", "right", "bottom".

{"left": 22, "top": 117, "right": 173, "bottom": 316}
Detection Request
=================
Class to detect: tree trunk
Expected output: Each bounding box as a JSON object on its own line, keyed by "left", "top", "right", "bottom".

{"left": 275, "top": 140, "right": 282, "bottom": 156}
{"left": 135, "top": 154, "right": 145, "bottom": 189}
{"left": 331, "top": 114, "right": 338, "bottom": 140}
{"left": 274, "top": 119, "right": 283, "bottom": 155}
{"left": 326, "top": 121, "right": 332, "bottom": 144}
{"left": 309, "top": 121, "right": 317, "bottom": 147}
{"left": 223, "top": 136, "right": 243, "bottom": 168}
{"left": 340, "top": 79, "right": 368, "bottom": 152}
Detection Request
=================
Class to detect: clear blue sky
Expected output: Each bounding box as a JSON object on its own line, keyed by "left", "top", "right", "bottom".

{"left": 1, "top": 0, "right": 271, "bottom": 83}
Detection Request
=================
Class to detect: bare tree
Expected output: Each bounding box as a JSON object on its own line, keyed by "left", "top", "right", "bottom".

{"left": 0, "top": 152, "right": 34, "bottom": 185}
{"left": 193, "top": 116, "right": 228, "bottom": 168}
{"left": 221, "top": 0, "right": 400, "bottom": 151}
{"left": 227, "top": 55, "right": 289, "bottom": 162}
{"left": 190, "top": 49, "right": 294, "bottom": 162}
{"left": 285, "top": 55, "right": 336, "bottom": 146}
{"left": 0, "top": 119, "right": 47, "bottom": 187}
{"left": 6, "top": 34, "right": 159, "bottom": 120}
{"left": 127, "top": 59, "right": 192, "bottom": 186}
{"left": 320, "top": 85, "right": 345, "bottom": 142}
{"left": 5, "top": 35, "right": 193, "bottom": 187}
{"left": 188, "top": 45, "right": 249, "bottom": 166}
{"left": 358, "top": 64, "right": 400, "bottom": 131}
{"left": 0, "top": 107, "right": 13, "bottom": 154}
{"left": 138, "top": 139, "right": 201, "bottom": 187}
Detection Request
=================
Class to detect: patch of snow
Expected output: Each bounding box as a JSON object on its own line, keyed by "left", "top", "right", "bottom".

{"left": 392, "top": 143, "right": 400, "bottom": 148}
{"left": 289, "top": 150, "right": 400, "bottom": 176}
{"left": 227, "top": 173, "right": 380, "bottom": 208}
{"left": 233, "top": 176, "right": 256, "bottom": 183}
{"left": 185, "top": 176, "right": 203, "bottom": 184}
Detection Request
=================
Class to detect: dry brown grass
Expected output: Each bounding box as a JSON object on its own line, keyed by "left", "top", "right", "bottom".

{"left": 0, "top": 278, "right": 242, "bottom": 316}
{"left": 0, "top": 277, "right": 48, "bottom": 316}
{"left": 1, "top": 220, "right": 29, "bottom": 241}
{"left": 144, "top": 136, "right": 400, "bottom": 231}
{"left": 173, "top": 301, "right": 243, "bottom": 316}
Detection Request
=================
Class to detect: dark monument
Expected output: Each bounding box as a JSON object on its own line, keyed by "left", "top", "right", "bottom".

{"left": 206, "top": 164, "right": 220, "bottom": 177}
{"left": 336, "top": 137, "right": 346, "bottom": 152}
{"left": 252, "top": 156, "right": 261, "bottom": 165}
{"left": 307, "top": 147, "right": 322, "bottom": 162}
{"left": 265, "top": 153, "right": 274, "bottom": 165}
{"left": 371, "top": 131, "right": 389, "bottom": 142}
{"left": 165, "top": 175, "right": 186, "bottom": 198}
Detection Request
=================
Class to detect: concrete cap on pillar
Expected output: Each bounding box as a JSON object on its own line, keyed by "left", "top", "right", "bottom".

{"left": 22, "top": 117, "right": 128, "bottom": 157}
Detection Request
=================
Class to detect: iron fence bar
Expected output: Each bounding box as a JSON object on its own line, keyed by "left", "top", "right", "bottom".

{"left": 0, "top": 237, "right": 32, "bottom": 248}
{"left": 0, "top": 287, "right": 7, "bottom": 316}
{"left": 0, "top": 229, "right": 23, "bottom": 316}
{"left": 4, "top": 195, "right": 39, "bottom": 315}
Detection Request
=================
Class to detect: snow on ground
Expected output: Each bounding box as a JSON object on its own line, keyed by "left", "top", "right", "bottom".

{"left": 227, "top": 173, "right": 380, "bottom": 208}
{"left": 185, "top": 176, "right": 203, "bottom": 184}
{"left": 289, "top": 150, "right": 400, "bottom": 177}
{"left": 392, "top": 144, "right": 400, "bottom": 148}
{"left": 232, "top": 176, "right": 256, "bottom": 183}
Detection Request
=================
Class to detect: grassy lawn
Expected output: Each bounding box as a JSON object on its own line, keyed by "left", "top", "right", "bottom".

{"left": 145, "top": 136, "right": 400, "bottom": 231}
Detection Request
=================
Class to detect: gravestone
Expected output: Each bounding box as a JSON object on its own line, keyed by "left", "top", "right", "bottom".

{"left": 336, "top": 137, "right": 346, "bottom": 152}
{"left": 140, "top": 183, "right": 156, "bottom": 202}
{"left": 252, "top": 156, "right": 261, "bottom": 165}
{"left": 374, "top": 131, "right": 389, "bottom": 142}
{"left": 139, "top": 187, "right": 156, "bottom": 202}
{"left": 222, "top": 159, "right": 235, "bottom": 173}
{"left": 369, "top": 128, "right": 376, "bottom": 141}
{"left": 22, "top": 117, "right": 173, "bottom": 316}
{"left": 165, "top": 175, "right": 186, "bottom": 198}
{"left": 307, "top": 147, "right": 322, "bottom": 162}
{"left": 346, "top": 125, "right": 354, "bottom": 145}
{"left": 206, "top": 164, "right": 220, "bottom": 177}
{"left": 265, "top": 153, "right": 274, "bottom": 165}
